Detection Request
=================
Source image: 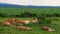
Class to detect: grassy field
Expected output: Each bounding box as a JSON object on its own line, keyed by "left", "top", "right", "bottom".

{"left": 0, "top": 8, "right": 60, "bottom": 34}
{"left": 0, "top": 8, "right": 60, "bottom": 15}
{"left": 0, "top": 17, "right": 60, "bottom": 34}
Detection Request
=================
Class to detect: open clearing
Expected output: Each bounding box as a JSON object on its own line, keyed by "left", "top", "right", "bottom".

{"left": 0, "top": 8, "right": 60, "bottom": 34}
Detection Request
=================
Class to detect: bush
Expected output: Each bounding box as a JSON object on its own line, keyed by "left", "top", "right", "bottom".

{"left": 20, "top": 11, "right": 37, "bottom": 17}
{"left": 37, "top": 15, "right": 52, "bottom": 25}
{"left": 0, "top": 12, "right": 7, "bottom": 17}
{"left": 15, "top": 15, "right": 21, "bottom": 17}
{"left": 45, "top": 20, "right": 52, "bottom": 24}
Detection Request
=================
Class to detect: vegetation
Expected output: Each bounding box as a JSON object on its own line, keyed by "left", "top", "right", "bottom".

{"left": 0, "top": 8, "right": 60, "bottom": 17}
{"left": 0, "top": 8, "right": 60, "bottom": 34}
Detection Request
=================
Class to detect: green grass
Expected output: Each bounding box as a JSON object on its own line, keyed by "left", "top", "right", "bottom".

{"left": 0, "top": 8, "right": 60, "bottom": 15}
{"left": 0, "top": 8, "right": 60, "bottom": 34}
{"left": 0, "top": 17, "right": 60, "bottom": 34}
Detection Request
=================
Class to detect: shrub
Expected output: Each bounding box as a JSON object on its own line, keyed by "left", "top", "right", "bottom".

{"left": 37, "top": 15, "right": 52, "bottom": 25}
{"left": 0, "top": 12, "right": 7, "bottom": 17}
{"left": 20, "top": 11, "right": 37, "bottom": 17}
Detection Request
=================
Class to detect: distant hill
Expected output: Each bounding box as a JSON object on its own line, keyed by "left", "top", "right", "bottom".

{"left": 0, "top": 3, "right": 22, "bottom": 8}
{"left": 0, "top": 3, "right": 60, "bottom": 8}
